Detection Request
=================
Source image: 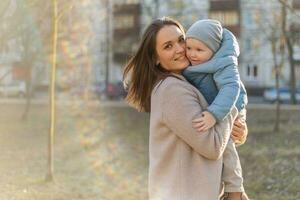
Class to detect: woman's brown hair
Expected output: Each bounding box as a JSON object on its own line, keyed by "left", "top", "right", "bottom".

{"left": 123, "top": 17, "right": 185, "bottom": 112}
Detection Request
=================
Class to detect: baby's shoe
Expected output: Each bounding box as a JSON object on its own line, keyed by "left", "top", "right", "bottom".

{"left": 220, "top": 192, "right": 250, "bottom": 200}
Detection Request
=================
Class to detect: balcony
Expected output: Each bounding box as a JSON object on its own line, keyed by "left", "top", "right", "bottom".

{"left": 210, "top": 0, "right": 240, "bottom": 11}
{"left": 113, "top": 3, "right": 141, "bottom": 36}
{"left": 293, "top": 0, "right": 300, "bottom": 9}
{"left": 225, "top": 25, "right": 240, "bottom": 37}
{"left": 112, "top": 4, "right": 141, "bottom": 64}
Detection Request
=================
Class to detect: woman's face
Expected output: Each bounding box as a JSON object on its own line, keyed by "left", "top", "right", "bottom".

{"left": 155, "top": 25, "right": 189, "bottom": 73}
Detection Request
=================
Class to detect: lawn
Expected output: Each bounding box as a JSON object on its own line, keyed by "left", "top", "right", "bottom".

{"left": 0, "top": 102, "right": 299, "bottom": 199}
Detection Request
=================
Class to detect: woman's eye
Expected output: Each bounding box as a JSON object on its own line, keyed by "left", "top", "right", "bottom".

{"left": 164, "top": 44, "right": 172, "bottom": 49}
{"left": 179, "top": 38, "right": 185, "bottom": 43}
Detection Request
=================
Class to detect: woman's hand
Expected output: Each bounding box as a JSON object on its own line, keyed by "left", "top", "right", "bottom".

{"left": 231, "top": 118, "right": 248, "bottom": 145}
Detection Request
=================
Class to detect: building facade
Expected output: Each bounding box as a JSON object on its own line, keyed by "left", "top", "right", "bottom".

{"left": 1, "top": 0, "right": 299, "bottom": 94}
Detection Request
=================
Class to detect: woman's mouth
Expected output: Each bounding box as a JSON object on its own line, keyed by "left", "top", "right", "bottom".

{"left": 174, "top": 55, "right": 185, "bottom": 61}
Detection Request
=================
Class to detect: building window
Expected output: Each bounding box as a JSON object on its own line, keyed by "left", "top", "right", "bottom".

{"left": 209, "top": 11, "right": 239, "bottom": 26}
{"left": 245, "top": 38, "right": 251, "bottom": 51}
{"left": 115, "top": 0, "right": 139, "bottom": 5}
{"left": 293, "top": 0, "right": 300, "bottom": 8}
{"left": 114, "top": 15, "right": 135, "bottom": 29}
{"left": 253, "top": 65, "right": 258, "bottom": 77}
{"left": 252, "top": 38, "right": 260, "bottom": 49}
{"left": 247, "top": 64, "right": 258, "bottom": 80}
{"left": 253, "top": 10, "right": 261, "bottom": 24}
{"left": 244, "top": 38, "right": 260, "bottom": 52}
{"left": 244, "top": 11, "right": 252, "bottom": 25}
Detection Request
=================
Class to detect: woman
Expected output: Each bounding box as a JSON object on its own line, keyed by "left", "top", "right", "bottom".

{"left": 123, "top": 17, "right": 248, "bottom": 200}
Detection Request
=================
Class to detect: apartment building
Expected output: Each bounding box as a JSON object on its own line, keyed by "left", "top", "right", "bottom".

{"left": 106, "top": 0, "right": 300, "bottom": 91}
{"left": 239, "top": 0, "right": 300, "bottom": 93}
{"left": 1, "top": 0, "right": 299, "bottom": 92}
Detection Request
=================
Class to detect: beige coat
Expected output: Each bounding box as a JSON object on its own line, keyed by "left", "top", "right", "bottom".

{"left": 149, "top": 74, "right": 237, "bottom": 200}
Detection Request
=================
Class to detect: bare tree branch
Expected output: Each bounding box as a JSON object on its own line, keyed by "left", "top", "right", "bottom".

{"left": 278, "top": 0, "right": 300, "bottom": 17}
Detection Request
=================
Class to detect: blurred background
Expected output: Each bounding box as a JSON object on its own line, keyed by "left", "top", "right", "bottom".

{"left": 0, "top": 0, "right": 299, "bottom": 199}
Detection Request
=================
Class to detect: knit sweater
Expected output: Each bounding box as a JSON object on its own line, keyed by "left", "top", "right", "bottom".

{"left": 149, "top": 73, "right": 237, "bottom": 200}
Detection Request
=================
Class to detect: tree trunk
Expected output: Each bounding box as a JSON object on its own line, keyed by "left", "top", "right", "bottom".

{"left": 286, "top": 38, "right": 296, "bottom": 104}
{"left": 105, "top": 0, "right": 112, "bottom": 98}
{"left": 22, "top": 65, "right": 32, "bottom": 120}
{"left": 45, "top": 0, "right": 57, "bottom": 182}
{"left": 271, "top": 38, "right": 280, "bottom": 132}
{"left": 274, "top": 70, "right": 280, "bottom": 132}
{"left": 281, "top": 0, "right": 297, "bottom": 104}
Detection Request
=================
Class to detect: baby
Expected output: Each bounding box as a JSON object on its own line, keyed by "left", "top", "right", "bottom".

{"left": 183, "top": 19, "right": 249, "bottom": 200}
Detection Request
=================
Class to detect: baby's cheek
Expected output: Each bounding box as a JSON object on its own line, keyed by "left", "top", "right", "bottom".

{"left": 185, "top": 52, "right": 191, "bottom": 59}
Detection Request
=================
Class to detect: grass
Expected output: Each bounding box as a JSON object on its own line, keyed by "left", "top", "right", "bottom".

{"left": 0, "top": 102, "right": 299, "bottom": 199}
{"left": 239, "top": 108, "right": 300, "bottom": 200}
{"left": 74, "top": 105, "right": 300, "bottom": 200}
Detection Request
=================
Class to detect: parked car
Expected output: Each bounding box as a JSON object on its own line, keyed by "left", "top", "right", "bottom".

{"left": 263, "top": 86, "right": 300, "bottom": 103}
{"left": 0, "top": 81, "right": 26, "bottom": 98}
{"left": 106, "top": 81, "right": 127, "bottom": 100}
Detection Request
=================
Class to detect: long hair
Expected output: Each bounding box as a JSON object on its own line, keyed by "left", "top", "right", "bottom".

{"left": 123, "top": 17, "right": 185, "bottom": 112}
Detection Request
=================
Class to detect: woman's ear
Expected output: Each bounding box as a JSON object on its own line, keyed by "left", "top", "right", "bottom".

{"left": 156, "top": 60, "right": 160, "bottom": 66}
{"left": 154, "top": 54, "right": 159, "bottom": 66}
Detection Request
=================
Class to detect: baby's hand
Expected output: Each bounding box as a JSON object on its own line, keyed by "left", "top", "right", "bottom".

{"left": 192, "top": 111, "right": 216, "bottom": 132}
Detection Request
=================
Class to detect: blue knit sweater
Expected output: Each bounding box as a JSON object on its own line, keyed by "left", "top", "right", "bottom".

{"left": 182, "top": 29, "right": 248, "bottom": 121}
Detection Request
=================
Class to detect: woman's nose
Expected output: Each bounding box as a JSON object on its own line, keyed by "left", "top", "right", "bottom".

{"left": 175, "top": 42, "right": 185, "bottom": 53}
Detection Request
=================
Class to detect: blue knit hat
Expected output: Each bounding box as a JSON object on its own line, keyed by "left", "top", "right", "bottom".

{"left": 186, "top": 19, "right": 223, "bottom": 52}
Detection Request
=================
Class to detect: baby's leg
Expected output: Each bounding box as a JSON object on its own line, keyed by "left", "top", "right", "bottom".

{"left": 220, "top": 109, "right": 249, "bottom": 199}
{"left": 222, "top": 138, "right": 244, "bottom": 193}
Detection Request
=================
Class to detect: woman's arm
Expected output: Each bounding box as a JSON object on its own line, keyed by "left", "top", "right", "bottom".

{"left": 161, "top": 79, "right": 238, "bottom": 160}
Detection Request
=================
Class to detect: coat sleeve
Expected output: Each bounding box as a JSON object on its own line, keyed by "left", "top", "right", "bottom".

{"left": 161, "top": 80, "right": 237, "bottom": 160}
{"left": 207, "top": 62, "right": 241, "bottom": 121}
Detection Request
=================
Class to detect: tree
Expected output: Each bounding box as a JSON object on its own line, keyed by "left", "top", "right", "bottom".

{"left": 258, "top": 1, "right": 300, "bottom": 130}
{"left": 255, "top": 3, "right": 286, "bottom": 132}
{"left": 269, "top": 13, "right": 285, "bottom": 132}
{"left": 21, "top": 1, "right": 55, "bottom": 120}
{"left": 0, "top": 0, "right": 53, "bottom": 119}
{"left": 45, "top": 0, "right": 92, "bottom": 180}
{"left": 44, "top": 0, "right": 58, "bottom": 182}
{"left": 278, "top": 0, "right": 300, "bottom": 104}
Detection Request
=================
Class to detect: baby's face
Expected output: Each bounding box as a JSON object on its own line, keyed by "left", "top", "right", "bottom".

{"left": 186, "top": 38, "right": 214, "bottom": 65}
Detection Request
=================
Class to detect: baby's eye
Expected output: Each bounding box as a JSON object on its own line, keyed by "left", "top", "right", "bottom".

{"left": 186, "top": 46, "right": 191, "bottom": 50}
{"left": 197, "top": 49, "right": 203, "bottom": 51}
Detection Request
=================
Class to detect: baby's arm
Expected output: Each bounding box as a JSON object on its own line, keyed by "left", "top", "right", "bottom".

{"left": 193, "top": 58, "right": 241, "bottom": 131}
{"left": 192, "top": 111, "right": 216, "bottom": 131}
{"left": 207, "top": 63, "right": 241, "bottom": 121}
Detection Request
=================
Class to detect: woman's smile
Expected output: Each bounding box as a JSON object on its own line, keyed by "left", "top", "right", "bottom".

{"left": 174, "top": 55, "right": 186, "bottom": 61}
